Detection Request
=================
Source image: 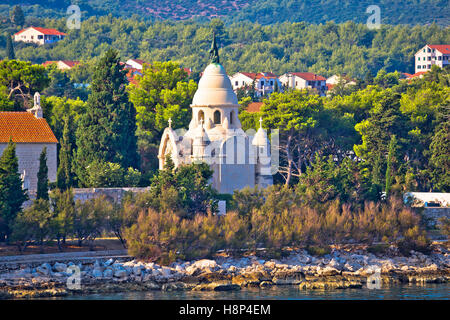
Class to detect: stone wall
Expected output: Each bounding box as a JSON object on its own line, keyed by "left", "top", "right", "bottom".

{"left": 421, "top": 207, "right": 450, "bottom": 229}
{"left": 72, "top": 187, "right": 151, "bottom": 203}
{"left": 0, "top": 143, "right": 57, "bottom": 192}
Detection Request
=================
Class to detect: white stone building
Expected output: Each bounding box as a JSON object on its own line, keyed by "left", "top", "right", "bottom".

{"left": 229, "top": 72, "right": 282, "bottom": 97}
{"left": 158, "top": 61, "right": 273, "bottom": 194}
{"left": 0, "top": 93, "right": 57, "bottom": 192}
{"left": 279, "top": 72, "right": 327, "bottom": 96}
{"left": 14, "top": 27, "right": 66, "bottom": 45}
{"left": 414, "top": 44, "right": 450, "bottom": 73}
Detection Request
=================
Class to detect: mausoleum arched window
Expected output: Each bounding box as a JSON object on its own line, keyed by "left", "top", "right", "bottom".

{"left": 230, "top": 111, "right": 234, "bottom": 125}
{"left": 214, "top": 110, "right": 221, "bottom": 124}
{"left": 198, "top": 110, "right": 205, "bottom": 123}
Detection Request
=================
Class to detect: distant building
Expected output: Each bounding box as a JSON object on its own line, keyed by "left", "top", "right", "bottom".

{"left": 125, "top": 59, "right": 147, "bottom": 70}
{"left": 229, "top": 72, "right": 281, "bottom": 97}
{"left": 14, "top": 27, "right": 67, "bottom": 45}
{"left": 0, "top": 93, "right": 57, "bottom": 192}
{"left": 414, "top": 44, "right": 450, "bottom": 74}
{"left": 279, "top": 72, "right": 327, "bottom": 96}
{"left": 42, "top": 60, "right": 79, "bottom": 70}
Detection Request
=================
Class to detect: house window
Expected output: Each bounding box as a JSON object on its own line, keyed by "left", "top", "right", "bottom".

{"left": 260, "top": 81, "right": 265, "bottom": 87}
{"left": 235, "top": 81, "right": 238, "bottom": 86}
{"left": 418, "top": 65, "right": 421, "bottom": 69}
{"left": 438, "top": 56, "right": 442, "bottom": 60}
{"left": 428, "top": 65, "right": 431, "bottom": 69}
{"left": 417, "top": 57, "right": 420, "bottom": 61}
{"left": 270, "top": 80, "right": 273, "bottom": 85}
{"left": 38, "top": 35, "right": 43, "bottom": 39}
{"left": 428, "top": 57, "right": 431, "bottom": 61}
{"left": 214, "top": 110, "right": 221, "bottom": 124}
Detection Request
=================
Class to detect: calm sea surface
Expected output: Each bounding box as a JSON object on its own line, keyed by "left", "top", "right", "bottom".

{"left": 56, "top": 283, "right": 449, "bottom": 300}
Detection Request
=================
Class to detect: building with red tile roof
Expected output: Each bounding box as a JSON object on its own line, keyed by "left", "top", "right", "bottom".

{"left": 415, "top": 44, "right": 450, "bottom": 73}
{"left": 42, "top": 60, "right": 80, "bottom": 70}
{"left": 0, "top": 94, "right": 57, "bottom": 191}
{"left": 229, "top": 72, "right": 282, "bottom": 97}
{"left": 14, "top": 27, "right": 67, "bottom": 45}
{"left": 279, "top": 72, "right": 328, "bottom": 96}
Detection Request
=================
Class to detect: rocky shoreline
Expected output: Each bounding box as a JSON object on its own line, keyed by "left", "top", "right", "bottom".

{"left": 0, "top": 246, "right": 449, "bottom": 299}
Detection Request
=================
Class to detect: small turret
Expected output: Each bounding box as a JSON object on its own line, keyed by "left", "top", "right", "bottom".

{"left": 27, "top": 92, "right": 43, "bottom": 118}
{"left": 252, "top": 117, "right": 273, "bottom": 188}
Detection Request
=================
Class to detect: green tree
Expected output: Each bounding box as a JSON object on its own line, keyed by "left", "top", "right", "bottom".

{"left": 0, "top": 60, "right": 49, "bottom": 108}
{"left": 385, "top": 135, "right": 398, "bottom": 197}
{"left": 10, "top": 5, "right": 25, "bottom": 27}
{"left": 128, "top": 61, "right": 197, "bottom": 173}
{"left": 12, "top": 199, "right": 52, "bottom": 253}
{"left": 57, "top": 116, "right": 75, "bottom": 191}
{"left": 0, "top": 140, "right": 28, "bottom": 242}
{"left": 75, "top": 49, "right": 139, "bottom": 186}
{"left": 50, "top": 189, "right": 75, "bottom": 250}
{"left": 5, "top": 34, "right": 15, "bottom": 60}
{"left": 36, "top": 147, "right": 49, "bottom": 201}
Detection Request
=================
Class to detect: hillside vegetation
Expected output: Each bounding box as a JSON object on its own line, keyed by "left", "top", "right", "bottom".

{"left": 0, "top": 0, "right": 449, "bottom": 25}
{"left": 1, "top": 17, "right": 449, "bottom": 78}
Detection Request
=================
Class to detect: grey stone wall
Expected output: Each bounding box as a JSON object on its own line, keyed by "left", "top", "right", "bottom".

{"left": 72, "top": 187, "right": 151, "bottom": 203}
{"left": 0, "top": 142, "right": 57, "bottom": 191}
{"left": 421, "top": 207, "right": 450, "bottom": 229}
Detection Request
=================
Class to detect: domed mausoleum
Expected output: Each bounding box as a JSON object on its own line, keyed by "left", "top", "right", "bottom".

{"left": 158, "top": 35, "right": 272, "bottom": 194}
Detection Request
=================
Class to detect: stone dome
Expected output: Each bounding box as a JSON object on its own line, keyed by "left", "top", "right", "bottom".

{"left": 192, "top": 63, "right": 239, "bottom": 106}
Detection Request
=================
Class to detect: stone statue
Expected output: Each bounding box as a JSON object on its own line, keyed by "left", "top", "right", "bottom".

{"left": 34, "top": 92, "right": 40, "bottom": 107}
{"left": 27, "top": 92, "right": 43, "bottom": 118}
{"left": 209, "top": 31, "right": 220, "bottom": 64}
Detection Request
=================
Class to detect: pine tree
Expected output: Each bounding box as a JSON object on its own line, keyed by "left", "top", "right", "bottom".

{"left": 0, "top": 140, "right": 28, "bottom": 241}
{"left": 37, "top": 147, "right": 49, "bottom": 201}
{"left": 5, "top": 34, "right": 15, "bottom": 60}
{"left": 385, "top": 135, "right": 397, "bottom": 197}
{"left": 75, "top": 49, "right": 139, "bottom": 186}
{"left": 57, "top": 116, "right": 74, "bottom": 190}
{"left": 10, "top": 5, "right": 25, "bottom": 27}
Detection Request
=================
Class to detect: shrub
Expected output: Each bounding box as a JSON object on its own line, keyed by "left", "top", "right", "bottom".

{"left": 306, "top": 245, "right": 331, "bottom": 257}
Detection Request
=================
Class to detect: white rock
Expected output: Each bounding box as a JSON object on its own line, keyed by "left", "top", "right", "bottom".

{"left": 133, "top": 265, "right": 142, "bottom": 276}
{"left": 191, "top": 259, "right": 218, "bottom": 270}
{"left": 104, "top": 259, "right": 114, "bottom": 266}
{"left": 114, "top": 269, "right": 127, "bottom": 278}
{"left": 53, "top": 262, "right": 67, "bottom": 272}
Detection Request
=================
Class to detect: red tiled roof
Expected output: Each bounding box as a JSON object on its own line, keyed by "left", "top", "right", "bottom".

{"left": 291, "top": 72, "right": 326, "bottom": 81}
{"left": 408, "top": 71, "right": 427, "bottom": 78}
{"left": 428, "top": 45, "right": 450, "bottom": 54}
{"left": 236, "top": 72, "right": 278, "bottom": 80}
{"left": 42, "top": 60, "right": 79, "bottom": 68}
{"left": 246, "top": 102, "right": 263, "bottom": 113}
{"left": 0, "top": 112, "right": 58, "bottom": 143}
{"left": 60, "top": 60, "right": 79, "bottom": 68}
{"left": 15, "top": 27, "right": 67, "bottom": 36}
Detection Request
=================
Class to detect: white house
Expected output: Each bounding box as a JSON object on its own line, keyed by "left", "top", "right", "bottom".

{"left": 0, "top": 93, "right": 57, "bottom": 192}
{"left": 42, "top": 60, "right": 79, "bottom": 70}
{"left": 415, "top": 44, "right": 450, "bottom": 74}
{"left": 279, "top": 72, "right": 327, "bottom": 96}
{"left": 125, "top": 59, "right": 147, "bottom": 70}
{"left": 229, "top": 72, "right": 281, "bottom": 97}
{"left": 14, "top": 27, "right": 67, "bottom": 45}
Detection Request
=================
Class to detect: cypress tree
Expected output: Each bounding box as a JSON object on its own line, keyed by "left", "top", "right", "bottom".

{"left": 37, "top": 147, "right": 49, "bottom": 200}
{"left": 75, "top": 49, "right": 139, "bottom": 186}
{"left": 57, "top": 116, "right": 74, "bottom": 190}
{"left": 385, "top": 135, "right": 397, "bottom": 197}
{"left": 5, "top": 34, "right": 15, "bottom": 60}
{"left": 0, "top": 139, "right": 27, "bottom": 241}
{"left": 10, "top": 5, "right": 25, "bottom": 27}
